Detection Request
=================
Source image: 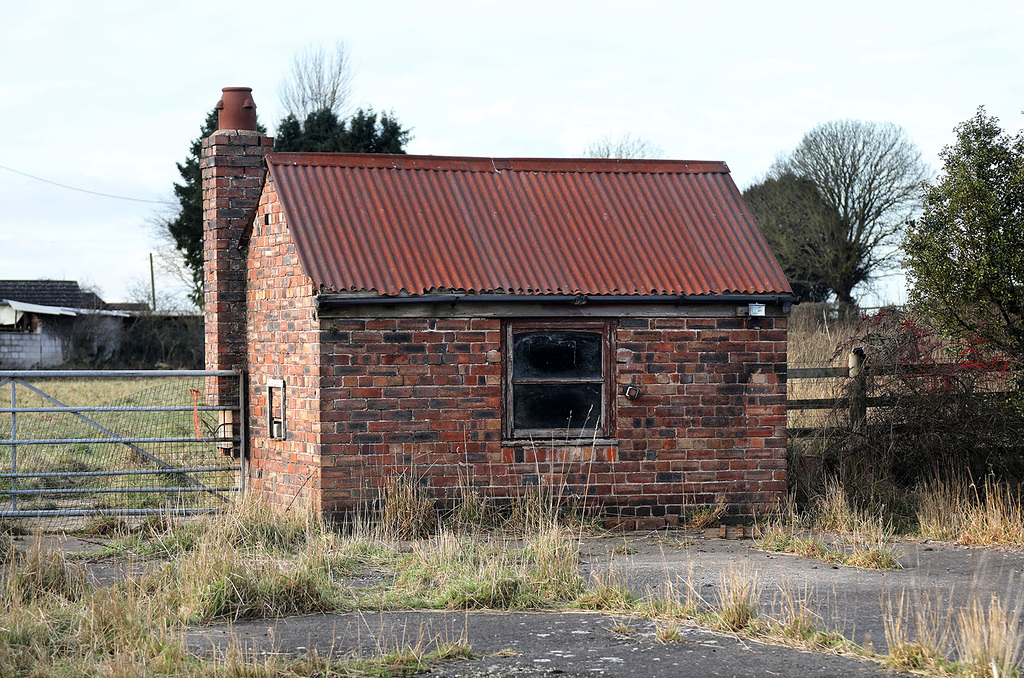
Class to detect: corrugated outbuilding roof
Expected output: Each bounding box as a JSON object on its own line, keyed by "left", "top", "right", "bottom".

{"left": 265, "top": 153, "right": 790, "bottom": 297}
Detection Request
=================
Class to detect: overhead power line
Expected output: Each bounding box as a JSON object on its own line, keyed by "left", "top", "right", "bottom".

{"left": 0, "top": 164, "right": 176, "bottom": 205}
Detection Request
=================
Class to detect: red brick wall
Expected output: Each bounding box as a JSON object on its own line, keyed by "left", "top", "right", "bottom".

{"left": 319, "top": 317, "right": 502, "bottom": 512}
{"left": 201, "top": 129, "right": 272, "bottom": 405}
{"left": 611, "top": 317, "right": 787, "bottom": 525}
{"left": 244, "top": 179, "right": 323, "bottom": 511}
{"left": 317, "top": 314, "right": 787, "bottom": 524}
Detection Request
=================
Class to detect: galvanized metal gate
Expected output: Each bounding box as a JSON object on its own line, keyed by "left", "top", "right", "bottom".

{"left": 0, "top": 370, "right": 245, "bottom": 525}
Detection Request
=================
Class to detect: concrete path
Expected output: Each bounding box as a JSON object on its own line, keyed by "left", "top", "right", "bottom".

{"left": 185, "top": 610, "right": 907, "bottom": 677}
{"left": 583, "top": 531, "right": 1024, "bottom": 653}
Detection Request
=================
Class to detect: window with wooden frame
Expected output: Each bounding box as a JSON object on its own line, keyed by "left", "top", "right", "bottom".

{"left": 504, "top": 320, "right": 614, "bottom": 439}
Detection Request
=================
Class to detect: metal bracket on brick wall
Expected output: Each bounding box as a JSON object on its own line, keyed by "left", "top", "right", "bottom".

{"left": 267, "top": 378, "right": 286, "bottom": 440}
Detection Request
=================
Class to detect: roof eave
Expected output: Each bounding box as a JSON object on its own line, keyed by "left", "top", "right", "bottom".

{"left": 316, "top": 292, "right": 800, "bottom": 310}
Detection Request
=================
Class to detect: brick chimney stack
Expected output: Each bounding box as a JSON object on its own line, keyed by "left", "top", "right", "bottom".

{"left": 202, "top": 87, "right": 273, "bottom": 409}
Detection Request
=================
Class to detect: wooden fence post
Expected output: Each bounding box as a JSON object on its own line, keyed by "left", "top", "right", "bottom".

{"left": 848, "top": 347, "right": 867, "bottom": 428}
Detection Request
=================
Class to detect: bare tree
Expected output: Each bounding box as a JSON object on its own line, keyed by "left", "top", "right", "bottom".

{"left": 146, "top": 204, "right": 202, "bottom": 311}
{"left": 585, "top": 132, "right": 664, "bottom": 159}
{"left": 125, "top": 265, "right": 194, "bottom": 314}
{"left": 279, "top": 41, "right": 354, "bottom": 121}
{"left": 771, "top": 120, "right": 928, "bottom": 306}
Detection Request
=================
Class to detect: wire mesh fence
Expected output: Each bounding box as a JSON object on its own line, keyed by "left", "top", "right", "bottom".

{"left": 0, "top": 370, "right": 243, "bottom": 531}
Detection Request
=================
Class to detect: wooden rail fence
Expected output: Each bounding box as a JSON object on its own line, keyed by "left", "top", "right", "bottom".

{"left": 787, "top": 349, "right": 864, "bottom": 438}
{"left": 786, "top": 351, "right": 1016, "bottom": 438}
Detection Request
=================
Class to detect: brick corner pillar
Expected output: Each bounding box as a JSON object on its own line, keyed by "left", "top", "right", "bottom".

{"left": 201, "top": 87, "right": 273, "bottom": 415}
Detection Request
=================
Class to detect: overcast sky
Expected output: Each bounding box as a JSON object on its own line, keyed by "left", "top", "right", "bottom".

{"left": 2, "top": 1, "right": 1022, "bottom": 307}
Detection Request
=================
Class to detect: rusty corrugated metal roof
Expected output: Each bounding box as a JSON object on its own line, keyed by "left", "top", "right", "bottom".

{"left": 265, "top": 153, "right": 791, "bottom": 297}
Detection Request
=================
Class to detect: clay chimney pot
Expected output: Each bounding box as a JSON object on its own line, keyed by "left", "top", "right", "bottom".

{"left": 216, "top": 87, "right": 258, "bottom": 131}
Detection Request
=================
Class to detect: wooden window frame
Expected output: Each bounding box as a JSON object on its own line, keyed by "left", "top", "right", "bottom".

{"left": 503, "top": 319, "right": 615, "bottom": 440}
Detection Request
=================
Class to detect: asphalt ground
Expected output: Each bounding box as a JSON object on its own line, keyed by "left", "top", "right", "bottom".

{"left": 184, "top": 610, "right": 908, "bottom": 677}
{"left": 578, "top": 531, "right": 1024, "bottom": 654}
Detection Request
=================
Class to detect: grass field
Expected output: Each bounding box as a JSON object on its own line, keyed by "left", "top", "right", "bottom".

{"left": 0, "top": 377, "right": 169, "bottom": 408}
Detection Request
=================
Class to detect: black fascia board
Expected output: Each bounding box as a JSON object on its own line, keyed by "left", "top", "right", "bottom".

{"left": 316, "top": 292, "right": 800, "bottom": 310}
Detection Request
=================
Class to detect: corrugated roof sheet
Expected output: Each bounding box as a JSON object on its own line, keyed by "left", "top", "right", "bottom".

{"left": 265, "top": 153, "right": 791, "bottom": 297}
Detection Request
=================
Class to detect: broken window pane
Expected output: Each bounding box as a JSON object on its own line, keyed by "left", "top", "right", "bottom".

{"left": 513, "top": 383, "right": 602, "bottom": 431}
{"left": 512, "top": 332, "right": 602, "bottom": 379}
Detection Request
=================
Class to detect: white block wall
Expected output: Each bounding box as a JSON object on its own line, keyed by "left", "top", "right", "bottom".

{"left": 0, "top": 332, "right": 65, "bottom": 368}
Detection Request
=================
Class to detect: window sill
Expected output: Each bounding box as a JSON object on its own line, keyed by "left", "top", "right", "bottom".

{"left": 503, "top": 438, "right": 618, "bottom": 447}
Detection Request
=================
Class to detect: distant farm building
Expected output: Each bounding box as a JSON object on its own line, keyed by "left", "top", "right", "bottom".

{"left": 0, "top": 280, "right": 128, "bottom": 368}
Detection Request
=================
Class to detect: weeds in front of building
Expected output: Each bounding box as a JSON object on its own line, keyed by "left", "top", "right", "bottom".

{"left": 4, "top": 484, "right": 1023, "bottom": 677}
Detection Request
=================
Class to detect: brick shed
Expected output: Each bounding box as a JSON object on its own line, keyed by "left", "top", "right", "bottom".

{"left": 203, "top": 88, "right": 795, "bottom": 526}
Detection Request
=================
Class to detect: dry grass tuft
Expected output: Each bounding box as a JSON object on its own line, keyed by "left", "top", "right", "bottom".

{"left": 0, "top": 533, "right": 13, "bottom": 565}
{"left": 882, "top": 588, "right": 951, "bottom": 675}
{"left": 576, "top": 565, "right": 638, "bottom": 611}
{"left": 217, "top": 493, "right": 329, "bottom": 553}
{"left": 956, "top": 594, "right": 1023, "bottom": 678}
{"left": 80, "top": 515, "right": 131, "bottom": 537}
{"left": 714, "top": 562, "right": 760, "bottom": 632}
{"left": 396, "top": 525, "right": 585, "bottom": 610}
{"left": 773, "top": 579, "right": 819, "bottom": 641}
{"left": 841, "top": 544, "right": 902, "bottom": 571}
{"left": 108, "top": 495, "right": 335, "bottom": 559}
{"left": 610, "top": 621, "right": 634, "bottom": 635}
{"left": 919, "top": 476, "right": 1024, "bottom": 547}
{"left": 160, "top": 544, "right": 340, "bottom": 623}
{"left": 503, "top": 485, "right": 566, "bottom": 536}
{"left": 917, "top": 474, "right": 970, "bottom": 542}
{"left": 686, "top": 499, "right": 726, "bottom": 530}
{"left": 451, "top": 472, "right": 494, "bottom": 531}
{"left": 378, "top": 474, "right": 437, "bottom": 541}
{"left": 4, "top": 537, "right": 87, "bottom": 603}
{"left": 655, "top": 620, "right": 683, "bottom": 643}
{"left": 809, "top": 480, "right": 858, "bottom": 533}
{"left": 528, "top": 524, "right": 585, "bottom": 600}
{"left": 641, "top": 576, "right": 702, "bottom": 620}
{"left": 755, "top": 491, "right": 903, "bottom": 572}
{"left": 0, "top": 595, "right": 69, "bottom": 675}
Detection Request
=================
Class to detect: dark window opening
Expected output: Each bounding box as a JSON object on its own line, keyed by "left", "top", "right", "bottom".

{"left": 267, "top": 378, "right": 286, "bottom": 440}
{"left": 512, "top": 332, "right": 602, "bottom": 379}
{"left": 513, "top": 382, "right": 602, "bottom": 430}
{"left": 505, "top": 321, "right": 613, "bottom": 439}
